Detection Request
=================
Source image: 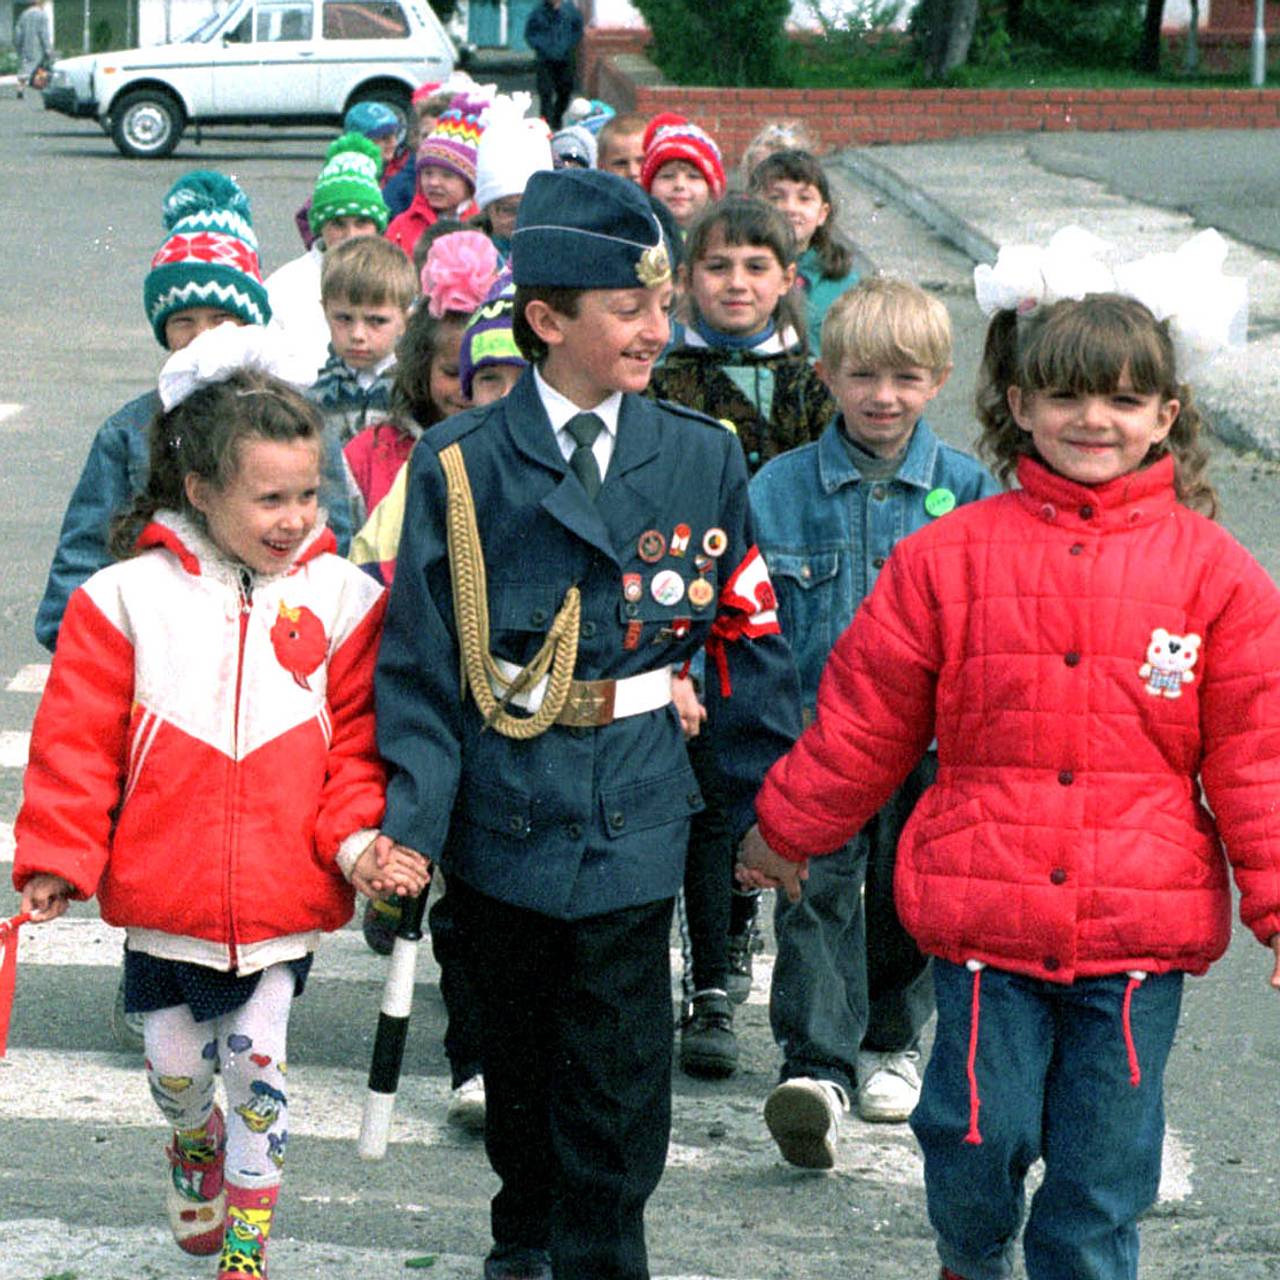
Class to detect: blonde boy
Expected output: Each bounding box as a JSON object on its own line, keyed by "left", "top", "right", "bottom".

{"left": 749, "top": 277, "right": 1000, "bottom": 1167}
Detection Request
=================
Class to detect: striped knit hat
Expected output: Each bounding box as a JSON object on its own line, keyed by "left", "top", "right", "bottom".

{"left": 459, "top": 273, "right": 525, "bottom": 400}
{"left": 144, "top": 171, "right": 271, "bottom": 348}
{"left": 640, "top": 113, "right": 726, "bottom": 199}
{"left": 309, "top": 133, "right": 390, "bottom": 235}
{"left": 416, "top": 95, "right": 488, "bottom": 193}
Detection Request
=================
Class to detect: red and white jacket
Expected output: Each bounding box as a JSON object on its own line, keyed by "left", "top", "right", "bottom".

{"left": 14, "top": 512, "right": 387, "bottom": 975}
{"left": 756, "top": 455, "right": 1280, "bottom": 983}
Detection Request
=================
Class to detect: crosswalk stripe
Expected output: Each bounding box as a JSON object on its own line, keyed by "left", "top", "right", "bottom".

{"left": 0, "top": 732, "right": 29, "bottom": 769}
{"left": 0, "top": 1221, "right": 749, "bottom": 1280}
{"left": 0, "top": 822, "right": 11, "bottom": 865}
{"left": 4, "top": 664, "right": 49, "bottom": 693}
{"left": 0, "top": 403, "right": 22, "bottom": 426}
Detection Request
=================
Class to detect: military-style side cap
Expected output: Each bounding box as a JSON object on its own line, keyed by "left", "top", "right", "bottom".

{"left": 511, "top": 168, "right": 672, "bottom": 291}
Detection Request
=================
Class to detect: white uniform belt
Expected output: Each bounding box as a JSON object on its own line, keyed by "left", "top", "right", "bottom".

{"left": 491, "top": 658, "right": 673, "bottom": 726}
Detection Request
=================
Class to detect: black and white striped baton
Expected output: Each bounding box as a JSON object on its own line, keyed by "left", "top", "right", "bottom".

{"left": 358, "top": 886, "right": 430, "bottom": 1159}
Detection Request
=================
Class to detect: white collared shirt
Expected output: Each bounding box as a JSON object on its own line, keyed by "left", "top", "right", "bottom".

{"left": 535, "top": 366, "right": 622, "bottom": 483}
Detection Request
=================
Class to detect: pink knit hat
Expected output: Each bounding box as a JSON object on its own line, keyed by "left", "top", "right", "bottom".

{"left": 416, "top": 94, "right": 488, "bottom": 192}
{"left": 640, "top": 113, "right": 726, "bottom": 199}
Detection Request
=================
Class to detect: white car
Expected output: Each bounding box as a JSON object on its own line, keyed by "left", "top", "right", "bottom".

{"left": 42, "top": 0, "right": 460, "bottom": 158}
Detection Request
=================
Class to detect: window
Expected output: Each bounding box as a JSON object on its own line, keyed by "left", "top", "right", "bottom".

{"left": 322, "top": 0, "right": 409, "bottom": 40}
{"left": 256, "top": 0, "right": 313, "bottom": 41}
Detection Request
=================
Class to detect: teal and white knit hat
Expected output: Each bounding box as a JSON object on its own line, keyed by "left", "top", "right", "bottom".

{"left": 144, "top": 171, "right": 271, "bottom": 348}
{"left": 309, "top": 133, "right": 390, "bottom": 236}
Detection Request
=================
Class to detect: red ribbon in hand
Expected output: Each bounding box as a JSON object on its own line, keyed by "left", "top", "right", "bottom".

{"left": 0, "top": 913, "right": 31, "bottom": 1059}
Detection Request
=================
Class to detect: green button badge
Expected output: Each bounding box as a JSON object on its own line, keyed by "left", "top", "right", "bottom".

{"left": 924, "top": 487, "right": 956, "bottom": 518}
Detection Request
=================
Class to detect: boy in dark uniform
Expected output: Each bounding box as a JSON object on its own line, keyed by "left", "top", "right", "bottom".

{"left": 374, "top": 168, "right": 800, "bottom": 1280}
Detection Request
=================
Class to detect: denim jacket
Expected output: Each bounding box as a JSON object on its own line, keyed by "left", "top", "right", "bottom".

{"left": 749, "top": 416, "right": 999, "bottom": 710}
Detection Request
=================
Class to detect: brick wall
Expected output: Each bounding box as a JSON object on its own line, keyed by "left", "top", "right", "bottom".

{"left": 584, "top": 39, "right": 1280, "bottom": 168}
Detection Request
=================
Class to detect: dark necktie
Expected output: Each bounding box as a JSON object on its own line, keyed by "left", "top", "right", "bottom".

{"left": 565, "top": 412, "right": 604, "bottom": 501}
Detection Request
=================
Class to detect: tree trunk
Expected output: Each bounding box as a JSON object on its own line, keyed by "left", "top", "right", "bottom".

{"left": 918, "top": 0, "right": 979, "bottom": 79}
{"left": 940, "top": 0, "right": 979, "bottom": 76}
{"left": 1183, "top": 0, "right": 1200, "bottom": 73}
{"left": 1139, "top": 0, "right": 1165, "bottom": 73}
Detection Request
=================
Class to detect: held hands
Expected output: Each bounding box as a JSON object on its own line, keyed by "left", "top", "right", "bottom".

{"left": 351, "top": 834, "right": 430, "bottom": 901}
{"left": 736, "top": 824, "right": 808, "bottom": 904}
{"left": 671, "top": 673, "right": 707, "bottom": 739}
{"left": 20, "top": 873, "right": 74, "bottom": 924}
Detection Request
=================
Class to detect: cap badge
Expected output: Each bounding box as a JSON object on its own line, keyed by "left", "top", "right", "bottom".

{"left": 635, "top": 241, "right": 672, "bottom": 289}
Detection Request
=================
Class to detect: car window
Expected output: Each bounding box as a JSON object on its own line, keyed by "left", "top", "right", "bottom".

{"left": 257, "top": 0, "right": 314, "bottom": 40}
{"left": 224, "top": 8, "right": 253, "bottom": 41}
{"left": 322, "top": 0, "right": 409, "bottom": 39}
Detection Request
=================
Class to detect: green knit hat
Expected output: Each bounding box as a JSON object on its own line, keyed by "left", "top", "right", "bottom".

{"left": 144, "top": 171, "right": 271, "bottom": 347}
{"left": 309, "top": 133, "right": 390, "bottom": 235}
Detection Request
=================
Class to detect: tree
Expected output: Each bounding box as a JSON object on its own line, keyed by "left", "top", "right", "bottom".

{"left": 1139, "top": 0, "right": 1165, "bottom": 72}
{"left": 910, "top": 0, "right": 980, "bottom": 79}
{"left": 631, "top": 0, "right": 792, "bottom": 85}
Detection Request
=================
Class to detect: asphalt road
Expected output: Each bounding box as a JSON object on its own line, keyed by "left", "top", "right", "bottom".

{"left": 2, "top": 99, "right": 1280, "bottom": 1279}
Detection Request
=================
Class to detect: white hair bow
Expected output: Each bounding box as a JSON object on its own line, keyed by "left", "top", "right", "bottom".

{"left": 158, "top": 322, "right": 320, "bottom": 411}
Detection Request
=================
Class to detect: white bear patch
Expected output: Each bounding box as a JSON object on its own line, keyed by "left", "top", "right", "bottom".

{"left": 1138, "top": 628, "right": 1201, "bottom": 699}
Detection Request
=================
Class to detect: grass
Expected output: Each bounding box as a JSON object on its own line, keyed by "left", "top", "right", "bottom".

{"left": 787, "top": 32, "right": 1279, "bottom": 90}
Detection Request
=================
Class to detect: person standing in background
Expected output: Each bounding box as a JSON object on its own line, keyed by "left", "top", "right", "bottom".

{"left": 15, "top": 0, "right": 52, "bottom": 98}
{"left": 524, "top": 0, "right": 582, "bottom": 132}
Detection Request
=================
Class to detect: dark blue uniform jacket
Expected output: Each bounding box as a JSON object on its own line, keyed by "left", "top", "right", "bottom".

{"left": 375, "top": 369, "right": 801, "bottom": 920}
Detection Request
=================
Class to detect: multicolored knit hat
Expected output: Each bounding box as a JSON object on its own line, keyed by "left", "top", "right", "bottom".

{"left": 415, "top": 94, "right": 488, "bottom": 193}
{"left": 459, "top": 273, "right": 525, "bottom": 400}
{"left": 309, "top": 133, "right": 390, "bottom": 235}
{"left": 640, "top": 113, "right": 726, "bottom": 199}
{"left": 144, "top": 170, "right": 271, "bottom": 348}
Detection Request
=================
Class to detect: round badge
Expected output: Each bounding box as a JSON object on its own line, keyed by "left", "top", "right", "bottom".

{"left": 637, "top": 529, "right": 667, "bottom": 563}
{"left": 924, "top": 487, "right": 957, "bottom": 518}
{"left": 687, "top": 578, "right": 715, "bottom": 610}
{"left": 702, "top": 528, "right": 728, "bottom": 558}
{"left": 650, "top": 569, "right": 685, "bottom": 607}
{"left": 622, "top": 574, "right": 643, "bottom": 603}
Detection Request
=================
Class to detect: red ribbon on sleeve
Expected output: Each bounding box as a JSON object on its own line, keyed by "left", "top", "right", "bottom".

{"left": 0, "top": 913, "right": 30, "bottom": 1059}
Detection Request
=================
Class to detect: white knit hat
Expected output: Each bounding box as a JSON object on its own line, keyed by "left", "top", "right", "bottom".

{"left": 474, "top": 92, "right": 553, "bottom": 212}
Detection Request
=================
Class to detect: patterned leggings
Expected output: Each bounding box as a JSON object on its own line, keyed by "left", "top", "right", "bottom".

{"left": 143, "top": 963, "right": 293, "bottom": 1188}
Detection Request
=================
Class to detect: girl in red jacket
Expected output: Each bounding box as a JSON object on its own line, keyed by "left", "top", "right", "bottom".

{"left": 14, "top": 347, "right": 428, "bottom": 1280}
{"left": 740, "top": 287, "right": 1280, "bottom": 1280}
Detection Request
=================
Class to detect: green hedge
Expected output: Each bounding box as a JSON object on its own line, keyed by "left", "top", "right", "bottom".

{"left": 630, "top": 0, "right": 792, "bottom": 86}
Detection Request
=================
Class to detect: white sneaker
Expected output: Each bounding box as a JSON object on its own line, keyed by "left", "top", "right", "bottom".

{"left": 856, "top": 1050, "right": 922, "bottom": 1123}
{"left": 763, "top": 1077, "right": 850, "bottom": 1170}
{"left": 447, "top": 1074, "right": 486, "bottom": 1133}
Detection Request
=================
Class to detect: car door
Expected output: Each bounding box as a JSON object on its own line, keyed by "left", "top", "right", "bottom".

{"left": 211, "top": 0, "right": 320, "bottom": 116}
{"left": 315, "top": 0, "right": 449, "bottom": 112}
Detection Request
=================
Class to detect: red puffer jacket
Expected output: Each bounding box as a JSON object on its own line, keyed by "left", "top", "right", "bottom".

{"left": 756, "top": 455, "right": 1280, "bottom": 983}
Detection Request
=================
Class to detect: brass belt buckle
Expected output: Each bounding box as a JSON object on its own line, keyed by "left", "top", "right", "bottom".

{"left": 557, "top": 678, "right": 617, "bottom": 728}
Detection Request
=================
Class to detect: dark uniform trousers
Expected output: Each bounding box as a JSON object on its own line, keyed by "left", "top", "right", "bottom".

{"left": 453, "top": 879, "right": 673, "bottom": 1278}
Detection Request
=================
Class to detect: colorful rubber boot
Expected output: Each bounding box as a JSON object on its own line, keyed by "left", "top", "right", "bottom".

{"left": 166, "top": 1104, "right": 227, "bottom": 1255}
{"left": 218, "top": 1182, "right": 279, "bottom": 1279}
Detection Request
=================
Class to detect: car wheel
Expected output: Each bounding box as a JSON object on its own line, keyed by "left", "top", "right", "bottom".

{"left": 348, "top": 85, "right": 411, "bottom": 139}
{"left": 110, "top": 90, "right": 183, "bottom": 158}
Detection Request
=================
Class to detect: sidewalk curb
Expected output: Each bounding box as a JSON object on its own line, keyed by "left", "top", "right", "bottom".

{"left": 834, "top": 148, "right": 1000, "bottom": 267}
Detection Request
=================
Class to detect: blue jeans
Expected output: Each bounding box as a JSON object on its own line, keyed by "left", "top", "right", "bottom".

{"left": 769, "top": 756, "right": 936, "bottom": 1095}
{"left": 911, "top": 961, "right": 1184, "bottom": 1280}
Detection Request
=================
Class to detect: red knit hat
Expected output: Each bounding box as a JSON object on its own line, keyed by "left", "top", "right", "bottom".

{"left": 640, "top": 113, "right": 726, "bottom": 199}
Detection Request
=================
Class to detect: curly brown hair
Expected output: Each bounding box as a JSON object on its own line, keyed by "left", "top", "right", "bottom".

{"left": 975, "top": 294, "right": 1217, "bottom": 518}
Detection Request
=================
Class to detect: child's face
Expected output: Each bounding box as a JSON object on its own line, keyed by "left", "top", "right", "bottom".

{"left": 429, "top": 318, "right": 468, "bottom": 418}
{"left": 164, "top": 307, "right": 244, "bottom": 352}
{"left": 757, "top": 177, "right": 830, "bottom": 254}
{"left": 1007, "top": 373, "right": 1178, "bottom": 487}
{"left": 598, "top": 130, "right": 645, "bottom": 183}
{"left": 375, "top": 133, "right": 399, "bottom": 163}
{"left": 485, "top": 194, "right": 522, "bottom": 242}
{"left": 649, "top": 160, "right": 711, "bottom": 229}
{"left": 419, "top": 164, "right": 472, "bottom": 213}
{"left": 818, "top": 359, "right": 948, "bottom": 459}
{"left": 689, "top": 226, "right": 795, "bottom": 338}
{"left": 470, "top": 363, "right": 524, "bottom": 406}
{"left": 324, "top": 297, "right": 409, "bottom": 369}
{"left": 185, "top": 437, "right": 320, "bottom": 575}
{"left": 534, "top": 284, "right": 674, "bottom": 406}
{"left": 321, "top": 215, "right": 380, "bottom": 250}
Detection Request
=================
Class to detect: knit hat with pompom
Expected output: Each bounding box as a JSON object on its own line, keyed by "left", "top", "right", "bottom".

{"left": 640, "top": 113, "right": 726, "bottom": 199}
{"left": 416, "top": 94, "right": 488, "bottom": 193}
{"left": 144, "top": 170, "right": 271, "bottom": 348}
{"left": 309, "top": 132, "right": 390, "bottom": 235}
